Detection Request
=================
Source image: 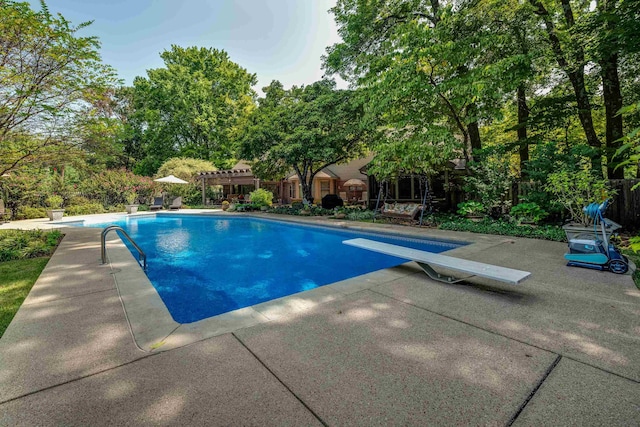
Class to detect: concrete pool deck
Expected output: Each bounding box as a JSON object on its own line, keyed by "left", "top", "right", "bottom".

{"left": 0, "top": 211, "right": 638, "bottom": 425}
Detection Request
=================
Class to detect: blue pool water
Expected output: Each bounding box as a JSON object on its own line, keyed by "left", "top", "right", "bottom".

{"left": 82, "top": 215, "right": 465, "bottom": 323}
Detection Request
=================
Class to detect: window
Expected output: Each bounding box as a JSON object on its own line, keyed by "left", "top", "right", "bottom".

{"left": 320, "top": 180, "right": 330, "bottom": 197}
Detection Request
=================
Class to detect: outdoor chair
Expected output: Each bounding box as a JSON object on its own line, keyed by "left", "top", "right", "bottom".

{"left": 149, "top": 197, "right": 163, "bottom": 211}
{"left": 169, "top": 197, "right": 182, "bottom": 210}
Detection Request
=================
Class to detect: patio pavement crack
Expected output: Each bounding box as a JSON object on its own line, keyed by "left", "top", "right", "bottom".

{"left": 232, "top": 332, "right": 329, "bottom": 427}
{"left": 0, "top": 352, "right": 158, "bottom": 406}
{"left": 506, "top": 354, "right": 562, "bottom": 426}
{"left": 23, "top": 287, "right": 114, "bottom": 306}
{"left": 367, "top": 288, "right": 640, "bottom": 384}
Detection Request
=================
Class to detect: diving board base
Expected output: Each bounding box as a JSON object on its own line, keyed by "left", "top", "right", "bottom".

{"left": 416, "top": 262, "right": 476, "bottom": 284}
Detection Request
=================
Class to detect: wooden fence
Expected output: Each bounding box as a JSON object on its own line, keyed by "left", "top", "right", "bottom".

{"left": 509, "top": 179, "right": 640, "bottom": 229}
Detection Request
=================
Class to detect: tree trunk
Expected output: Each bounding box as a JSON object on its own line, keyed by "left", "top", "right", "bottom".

{"left": 530, "top": 0, "right": 604, "bottom": 177}
{"left": 517, "top": 85, "right": 529, "bottom": 179}
{"left": 468, "top": 120, "right": 481, "bottom": 153}
{"left": 301, "top": 178, "right": 314, "bottom": 204}
{"left": 466, "top": 103, "right": 482, "bottom": 161}
{"left": 600, "top": 55, "right": 624, "bottom": 179}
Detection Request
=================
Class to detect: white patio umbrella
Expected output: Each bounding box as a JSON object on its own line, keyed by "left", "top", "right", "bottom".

{"left": 153, "top": 174, "right": 188, "bottom": 184}
{"left": 342, "top": 178, "right": 366, "bottom": 187}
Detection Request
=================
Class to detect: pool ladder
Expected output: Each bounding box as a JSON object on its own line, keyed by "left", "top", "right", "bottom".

{"left": 101, "top": 225, "right": 147, "bottom": 271}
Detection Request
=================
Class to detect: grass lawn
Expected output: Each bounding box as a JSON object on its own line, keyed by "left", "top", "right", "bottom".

{"left": 622, "top": 250, "right": 640, "bottom": 289}
{"left": 0, "top": 257, "right": 50, "bottom": 338}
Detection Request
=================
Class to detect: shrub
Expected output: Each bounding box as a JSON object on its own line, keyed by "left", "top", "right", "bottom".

{"left": 463, "top": 155, "right": 513, "bottom": 213}
{"left": 347, "top": 210, "right": 376, "bottom": 221}
{"left": 45, "top": 195, "right": 64, "bottom": 209}
{"left": 14, "top": 207, "right": 47, "bottom": 220}
{"left": 457, "top": 201, "right": 485, "bottom": 217}
{"left": 249, "top": 188, "right": 274, "bottom": 207}
{"left": 77, "top": 169, "right": 156, "bottom": 207}
{"left": 546, "top": 161, "right": 614, "bottom": 225}
{"left": 509, "top": 202, "right": 548, "bottom": 224}
{"left": 65, "top": 203, "right": 106, "bottom": 216}
{"left": 439, "top": 218, "right": 566, "bottom": 241}
{"left": 0, "top": 230, "right": 63, "bottom": 262}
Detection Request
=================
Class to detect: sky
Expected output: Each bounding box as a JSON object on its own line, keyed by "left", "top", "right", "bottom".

{"left": 28, "top": 0, "right": 347, "bottom": 94}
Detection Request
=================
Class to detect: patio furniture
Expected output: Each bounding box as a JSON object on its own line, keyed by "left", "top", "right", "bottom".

{"left": 169, "top": 197, "right": 182, "bottom": 210}
{"left": 380, "top": 202, "right": 422, "bottom": 220}
{"left": 343, "top": 238, "right": 531, "bottom": 286}
{"left": 149, "top": 197, "right": 163, "bottom": 211}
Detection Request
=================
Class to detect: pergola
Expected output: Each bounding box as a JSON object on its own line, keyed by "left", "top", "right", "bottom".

{"left": 198, "top": 168, "right": 287, "bottom": 205}
{"left": 198, "top": 168, "right": 259, "bottom": 204}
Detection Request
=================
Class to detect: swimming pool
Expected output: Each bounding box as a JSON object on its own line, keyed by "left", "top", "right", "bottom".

{"left": 82, "top": 214, "right": 465, "bottom": 323}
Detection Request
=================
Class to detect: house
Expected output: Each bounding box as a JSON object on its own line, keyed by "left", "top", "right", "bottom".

{"left": 197, "top": 155, "right": 465, "bottom": 210}
{"left": 197, "top": 156, "right": 373, "bottom": 205}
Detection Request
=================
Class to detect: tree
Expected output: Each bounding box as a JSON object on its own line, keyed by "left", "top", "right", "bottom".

{"left": 156, "top": 157, "right": 216, "bottom": 182}
{"left": 128, "top": 46, "right": 257, "bottom": 174}
{"left": 0, "top": 0, "right": 119, "bottom": 176}
{"left": 324, "top": 0, "right": 530, "bottom": 163}
{"left": 528, "top": 0, "right": 640, "bottom": 178}
{"left": 241, "top": 80, "right": 368, "bottom": 203}
{"left": 155, "top": 157, "right": 217, "bottom": 204}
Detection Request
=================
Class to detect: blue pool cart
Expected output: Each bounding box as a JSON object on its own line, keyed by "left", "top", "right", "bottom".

{"left": 564, "top": 200, "right": 629, "bottom": 274}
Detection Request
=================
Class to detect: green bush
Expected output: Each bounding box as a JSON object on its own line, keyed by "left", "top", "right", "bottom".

{"left": 77, "top": 169, "right": 156, "bottom": 207}
{"left": 457, "top": 201, "right": 485, "bottom": 216}
{"left": 509, "top": 202, "right": 548, "bottom": 224}
{"left": 249, "top": 188, "right": 274, "bottom": 207}
{"left": 14, "top": 207, "right": 48, "bottom": 220}
{"left": 546, "top": 161, "right": 613, "bottom": 225}
{"left": 0, "top": 230, "right": 63, "bottom": 262}
{"left": 65, "top": 203, "right": 106, "bottom": 216}
{"left": 439, "top": 218, "right": 566, "bottom": 241}
{"left": 45, "top": 195, "right": 63, "bottom": 209}
{"left": 348, "top": 210, "right": 376, "bottom": 221}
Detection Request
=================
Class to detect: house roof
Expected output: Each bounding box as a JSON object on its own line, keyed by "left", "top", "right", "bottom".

{"left": 286, "top": 168, "right": 339, "bottom": 181}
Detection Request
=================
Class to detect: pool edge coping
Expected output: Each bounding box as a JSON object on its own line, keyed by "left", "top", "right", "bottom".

{"left": 99, "top": 211, "right": 503, "bottom": 352}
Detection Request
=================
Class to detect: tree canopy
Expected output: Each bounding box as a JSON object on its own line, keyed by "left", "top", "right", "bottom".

{"left": 0, "top": 0, "right": 120, "bottom": 176}
{"left": 324, "top": 0, "right": 640, "bottom": 179}
{"left": 126, "top": 46, "right": 257, "bottom": 175}
{"left": 240, "top": 80, "right": 369, "bottom": 202}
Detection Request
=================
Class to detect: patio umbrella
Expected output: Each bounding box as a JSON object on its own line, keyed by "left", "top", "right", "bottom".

{"left": 342, "top": 178, "right": 366, "bottom": 187}
{"left": 153, "top": 175, "right": 189, "bottom": 184}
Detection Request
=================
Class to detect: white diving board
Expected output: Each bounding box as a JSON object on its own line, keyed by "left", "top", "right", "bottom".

{"left": 343, "top": 238, "right": 531, "bottom": 285}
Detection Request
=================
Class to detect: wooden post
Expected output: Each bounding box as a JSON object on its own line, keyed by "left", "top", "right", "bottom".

{"left": 201, "top": 177, "right": 206, "bottom": 205}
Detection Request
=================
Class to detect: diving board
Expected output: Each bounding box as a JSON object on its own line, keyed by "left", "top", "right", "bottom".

{"left": 343, "top": 238, "right": 531, "bottom": 285}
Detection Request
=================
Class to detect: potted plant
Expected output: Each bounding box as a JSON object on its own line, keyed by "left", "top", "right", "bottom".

{"left": 45, "top": 195, "right": 65, "bottom": 221}
{"left": 457, "top": 201, "right": 485, "bottom": 221}
{"left": 546, "top": 166, "right": 617, "bottom": 241}
{"left": 334, "top": 207, "right": 347, "bottom": 219}
{"left": 221, "top": 200, "right": 230, "bottom": 211}
{"left": 509, "top": 202, "right": 548, "bottom": 226}
{"left": 124, "top": 191, "right": 139, "bottom": 214}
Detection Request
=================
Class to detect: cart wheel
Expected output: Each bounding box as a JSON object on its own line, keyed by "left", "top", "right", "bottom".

{"left": 608, "top": 259, "right": 628, "bottom": 274}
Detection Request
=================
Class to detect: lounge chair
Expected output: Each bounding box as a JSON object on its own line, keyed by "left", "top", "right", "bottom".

{"left": 343, "top": 238, "right": 531, "bottom": 285}
{"left": 149, "top": 197, "right": 163, "bottom": 211}
{"left": 169, "top": 197, "right": 182, "bottom": 210}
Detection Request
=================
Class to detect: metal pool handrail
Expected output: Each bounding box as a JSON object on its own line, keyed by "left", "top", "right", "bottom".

{"left": 101, "top": 225, "right": 147, "bottom": 271}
